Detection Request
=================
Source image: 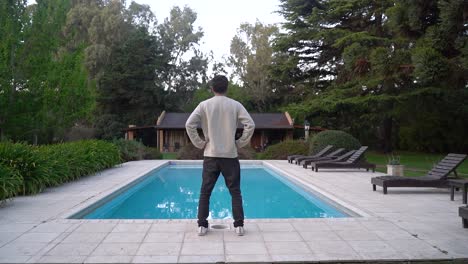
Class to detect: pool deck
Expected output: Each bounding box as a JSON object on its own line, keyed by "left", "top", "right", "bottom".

{"left": 0, "top": 160, "right": 467, "bottom": 263}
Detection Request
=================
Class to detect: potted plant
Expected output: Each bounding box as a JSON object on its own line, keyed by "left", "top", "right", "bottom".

{"left": 387, "top": 154, "right": 404, "bottom": 176}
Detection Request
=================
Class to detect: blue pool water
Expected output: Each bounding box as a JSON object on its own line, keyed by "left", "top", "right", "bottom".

{"left": 80, "top": 165, "right": 348, "bottom": 219}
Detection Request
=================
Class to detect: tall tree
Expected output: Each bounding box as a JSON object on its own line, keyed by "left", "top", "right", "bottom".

{"left": 276, "top": 0, "right": 468, "bottom": 152}
{"left": 229, "top": 21, "right": 279, "bottom": 112}
{"left": 67, "top": 1, "right": 166, "bottom": 139}
{"left": 0, "top": 0, "right": 28, "bottom": 140}
{"left": 157, "top": 6, "right": 208, "bottom": 111}
{"left": 0, "top": 0, "right": 95, "bottom": 143}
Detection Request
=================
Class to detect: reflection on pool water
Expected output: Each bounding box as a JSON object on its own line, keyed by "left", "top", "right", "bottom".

{"left": 80, "top": 165, "right": 348, "bottom": 219}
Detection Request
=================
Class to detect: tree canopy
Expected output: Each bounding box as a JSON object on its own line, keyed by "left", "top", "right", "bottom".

{"left": 274, "top": 0, "right": 468, "bottom": 152}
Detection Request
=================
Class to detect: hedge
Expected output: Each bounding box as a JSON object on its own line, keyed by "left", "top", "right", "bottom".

{"left": 0, "top": 140, "right": 121, "bottom": 202}
{"left": 0, "top": 163, "right": 23, "bottom": 202}
{"left": 0, "top": 142, "right": 51, "bottom": 195}
{"left": 309, "top": 130, "right": 361, "bottom": 155}
{"left": 258, "top": 140, "right": 309, "bottom": 160}
{"left": 112, "top": 139, "right": 162, "bottom": 162}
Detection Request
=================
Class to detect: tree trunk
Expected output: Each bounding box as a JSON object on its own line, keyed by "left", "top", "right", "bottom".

{"left": 382, "top": 117, "right": 393, "bottom": 153}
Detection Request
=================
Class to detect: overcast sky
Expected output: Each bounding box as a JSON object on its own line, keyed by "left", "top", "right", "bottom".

{"left": 137, "top": 0, "right": 285, "bottom": 64}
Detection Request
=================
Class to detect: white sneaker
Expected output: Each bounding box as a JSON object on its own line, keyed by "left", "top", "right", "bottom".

{"left": 197, "top": 226, "right": 208, "bottom": 236}
{"left": 235, "top": 226, "right": 244, "bottom": 236}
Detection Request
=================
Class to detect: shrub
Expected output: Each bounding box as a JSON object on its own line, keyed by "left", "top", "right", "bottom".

{"left": 177, "top": 143, "right": 256, "bottom": 160}
{"left": 0, "top": 163, "right": 23, "bottom": 203}
{"left": 238, "top": 146, "right": 256, "bottom": 159}
{"left": 0, "top": 140, "right": 121, "bottom": 200}
{"left": 0, "top": 142, "right": 51, "bottom": 195}
{"left": 177, "top": 144, "right": 203, "bottom": 160}
{"left": 37, "top": 140, "right": 121, "bottom": 184}
{"left": 309, "top": 130, "right": 361, "bottom": 155}
{"left": 258, "top": 140, "right": 309, "bottom": 160}
{"left": 113, "top": 139, "right": 162, "bottom": 161}
{"left": 142, "top": 147, "right": 163, "bottom": 160}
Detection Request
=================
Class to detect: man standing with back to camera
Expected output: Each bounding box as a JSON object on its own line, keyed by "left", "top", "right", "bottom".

{"left": 185, "top": 75, "right": 255, "bottom": 236}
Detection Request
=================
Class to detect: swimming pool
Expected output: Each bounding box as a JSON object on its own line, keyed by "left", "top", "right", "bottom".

{"left": 72, "top": 164, "right": 349, "bottom": 219}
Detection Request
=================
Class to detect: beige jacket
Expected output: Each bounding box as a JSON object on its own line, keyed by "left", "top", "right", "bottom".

{"left": 185, "top": 95, "right": 255, "bottom": 158}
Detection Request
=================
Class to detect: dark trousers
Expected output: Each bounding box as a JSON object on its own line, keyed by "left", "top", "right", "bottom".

{"left": 198, "top": 157, "right": 244, "bottom": 228}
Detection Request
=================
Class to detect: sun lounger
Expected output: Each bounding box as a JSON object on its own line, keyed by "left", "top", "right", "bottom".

{"left": 301, "top": 149, "right": 355, "bottom": 169}
{"left": 371, "top": 153, "right": 467, "bottom": 194}
{"left": 287, "top": 145, "right": 333, "bottom": 164}
{"left": 309, "top": 146, "right": 375, "bottom": 172}
{"left": 296, "top": 148, "right": 345, "bottom": 166}
{"left": 460, "top": 206, "right": 468, "bottom": 228}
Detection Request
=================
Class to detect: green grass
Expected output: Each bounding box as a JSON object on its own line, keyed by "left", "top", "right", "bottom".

{"left": 367, "top": 151, "right": 468, "bottom": 177}
{"left": 162, "top": 152, "right": 178, "bottom": 160}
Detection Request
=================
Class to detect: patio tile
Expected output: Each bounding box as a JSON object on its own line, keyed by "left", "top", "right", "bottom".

{"left": 103, "top": 232, "right": 146, "bottom": 243}
{"left": 262, "top": 231, "right": 303, "bottom": 242}
{"left": 358, "top": 251, "right": 408, "bottom": 260}
{"left": 265, "top": 241, "right": 311, "bottom": 255}
{"left": 45, "top": 242, "right": 99, "bottom": 256}
{"left": 15, "top": 232, "right": 61, "bottom": 243}
{"left": 270, "top": 254, "right": 316, "bottom": 262}
{"left": 299, "top": 231, "right": 342, "bottom": 241}
{"left": 24, "top": 242, "right": 59, "bottom": 264}
{"left": 178, "top": 255, "right": 224, "bottom": 263}
{"left": 292, "top": 221, "right": 331, "bottom": 231}
{"left": 225, "top": 242, "right": 268, "bottom": 255}
{"left": 144, "top": 232, "right": 184, "bottom": 243}
{"left": 136, "top": 243, "right": 181, "bottom": 256}
{"left": 149, "top": 223, "right": 188, "bottom": 232}
{"left": 180, "top": 242, "right": 223, "bottom": 255}
{"left": 326, "top": 221, "right": 366, "bottom": 231}
{"left": 62, "top": 232, "right": 108, "bottom": 243}
{"left": 91, "top": 243, "right": 140, "bottom": 256}
{"left": 385, "top": 239, "right": 438, "bottom": 253}
{"left": 0, "top": 223, "right": 36, "bottom": 233}
{"left": 374, "top": 229, "right": 418, "bottom": 240}
{"left": 132, "top": 255, "right": 178, "bottom": 263}
{"left": 36, "top": 255, "right": 87, "bottom": 263}
{"left": 183, "top": 230, "right": 223, "bottom": 242}
{"left": 112, "top": 223, "right": 151, "bottom": 233}
{"left": 0, "top": 255, "right": 31, "bottom": 264}
{"left": 336, "top": 230, "right": 381, "bottom": 241}
{"left": 223, "top": 230, "right": 263, "bottom": 242}
{"left": 257, "top": 223, "right": 294, "bottom": 232}
{"left": 241, "top": 223, "right": 260, "bottom": 232}
{"left": 30, "top": 223, "right": 73, "bottom": 233}
{"left": 427, "top": 239, "right": 468, "bottom": 258}
{"left": 0, "top": 242, "right": 48, "bottom": 256}
{"left": 85, "top": 255, "right": 133, "bottom": 263}
{"left": 347, "top": 240, "right": 396, "bottom": 253}
{"left": 0, "top": 232, "right": 22, "bottom": 247}
{"left": 403, "top": 250, "right": 450, "bottom": 259}
{"left": 307, "top": 240, "right": 357, "bottom": 254}
{"left": 50, "top": 232, "right": 71, "bottom": 244}
{"left": 359, "top": 220, "right": 402, "bottom": 231}
{"left": 73, "top": 222, "right": 116, "bottom": 233}
{"left": 225, "top": 254, "right": 271, "bottom": 262}
{"left": 314, "top": 251, "right": 362, "bottom": 261}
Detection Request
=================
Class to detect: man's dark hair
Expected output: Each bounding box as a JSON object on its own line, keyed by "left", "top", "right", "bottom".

{"left": 211, "top": 75, "right": 228, "bottom": 94}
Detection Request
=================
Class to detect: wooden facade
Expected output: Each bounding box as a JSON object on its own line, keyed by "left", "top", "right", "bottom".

{"left": 125, "top": 111, "right": 295, "bottom": 152}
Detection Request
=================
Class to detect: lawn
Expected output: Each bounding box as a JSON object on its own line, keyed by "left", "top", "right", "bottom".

{"left": 366, "top": 151, "right": 468, "bottom": 177}
{"left": 162, "top": 152, "right": 178, "bottom": 160}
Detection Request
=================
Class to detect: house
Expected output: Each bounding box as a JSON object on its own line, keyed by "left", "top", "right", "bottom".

{"left": 124, "top": 111, "right": 296, "bottom": 152}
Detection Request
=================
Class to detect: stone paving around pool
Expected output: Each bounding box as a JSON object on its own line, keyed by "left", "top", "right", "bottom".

{"left": 0, "top": 160, "right": 467, "bottom": 263}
